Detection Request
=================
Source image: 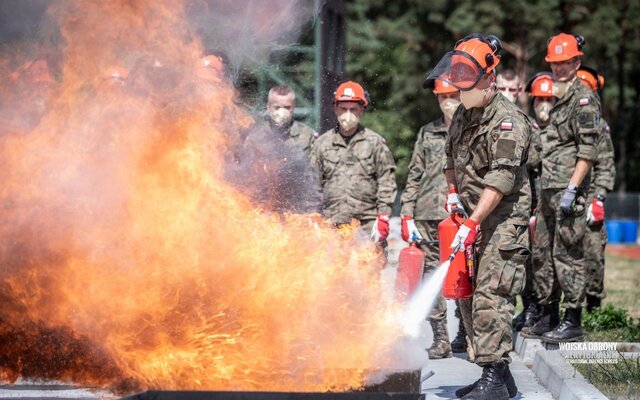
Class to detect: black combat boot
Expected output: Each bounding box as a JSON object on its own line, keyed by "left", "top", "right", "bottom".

{"left": 455, "top": 363, "right": 517, "bottom": 398}
{"left": 451, "top": 317, "right": 467, "bottom": 353}
{"left": 513, "top": 295, "right": 538, "bottom": 331}
{"left": 542, "top": 308, "right": 584, "bottom": 343}
{"left": 428, "top": 318, "right": 453, "bottom": 359}
{"left": 520, "top": 303, "right": 559, "bottom": 339}
{"left": 586, "top": 295, "right": 601, "bottom": 313}
{"left": 459, "top": 362, "right": 511, "bottom": 400}
{"left": 523, "top": 301, "right": 540, "bottom": 330}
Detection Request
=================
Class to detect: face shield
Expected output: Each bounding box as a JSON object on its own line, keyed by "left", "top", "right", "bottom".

{"left": 424, "top": 51, "right": 487, "bottom": 91}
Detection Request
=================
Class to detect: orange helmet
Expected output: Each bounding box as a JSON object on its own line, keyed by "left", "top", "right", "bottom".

{"left": 545, "top": 33, "right": 584, "bottom": 63}
{"left": 577, "top": 66, "right": 604, "bottom": 91}
{"left": 334, "top": 81, "right": 368, "bottom": 106}
{"left": 104, "top": 66, "right": 129, "bottom": 81}
{"left": 197, "top": 55, "right": 224, "bottom": 82}
{"left": 424, "top": 33, "right": 501, "bottom": 91}
{"left": 526, "top": 72, "right": 555, "bottom": 98}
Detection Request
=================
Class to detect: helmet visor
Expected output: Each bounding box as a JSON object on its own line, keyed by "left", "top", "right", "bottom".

{"left": 424, "top": 51, "right": 485, "bottom": 91}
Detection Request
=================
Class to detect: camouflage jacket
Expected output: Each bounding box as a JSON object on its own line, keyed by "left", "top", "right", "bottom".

{"left": 310, "top": 125, "right": 397, "bottom": 224}
{"left": 540, "top": 78, "right": 601, "bottom": 190}
{"left": 527, "top": 121, "right": 543, "bottom": 213}
{"left": 444, "top": 92, "right": 532, "bottom": 228}
{"left": 588, "top": 119, "right": 616, "bottom": 200}
{"left": 400, "top": 117, "right": 449, "bottom": 221}
{"left": 263, "top": 118, "right": 318, "bottom": 158}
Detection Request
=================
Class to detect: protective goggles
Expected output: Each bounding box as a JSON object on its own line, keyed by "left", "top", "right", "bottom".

{"left": 424, "top": 51, "right": 490, "bottom": 91}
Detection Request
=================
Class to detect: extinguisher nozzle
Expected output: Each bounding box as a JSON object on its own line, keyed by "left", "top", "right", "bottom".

{"left": 448, "top": 243, "right": 462, "bottom": 262}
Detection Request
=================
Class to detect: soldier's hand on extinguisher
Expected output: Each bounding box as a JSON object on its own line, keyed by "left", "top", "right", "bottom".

{"left": 450, "top": 218, "right": 479, "bottom": 249}
{"left": 559, "top": 183, "right": 577, "bottom": 216}
{"left": 401, "top": 216, "right": 423, "bottom": 242}
{"left": 371, "top": 214, "right": 390, "bottom": 243}
{"left": 586, "top": 195, "right": 605, "bottom": 225}
{"left": 445, "top": 188, "right": 466, "bottom": 214}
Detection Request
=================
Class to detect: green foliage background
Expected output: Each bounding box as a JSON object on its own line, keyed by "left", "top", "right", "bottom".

{"left": 343, "top": 0, "right": 640, "bottom": 189}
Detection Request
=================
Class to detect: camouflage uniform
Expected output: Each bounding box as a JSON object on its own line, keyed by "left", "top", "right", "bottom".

{"left": 264, "top": 118, "right": 318, "bottom": 158}
{"left": 585, "top": 120, "right": 615, "bottom": 300}
{"left": 533, "top": 78, "right": 601, "bottom": 310}
{"left": 522, "top": 122, "right": 543, "bottom": 303}
{"left": 445, "top": 92, "right": 532, "bottom": 365}
{"left": 310, "top": 124, "right": 397, "bottom": 234}
{"left": 400, "top": 117, "right": 449, "bottom": 321}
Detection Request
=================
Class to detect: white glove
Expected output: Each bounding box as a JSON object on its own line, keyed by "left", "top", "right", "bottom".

{"left": 446, "top": 192, "right": 466, "bottom": 214}
{"left": 401, "top": 216, "right": 423, "bottom": 242}
{"left": 586, "top": 203, "right": 595, "bottom": 225}
{"left": 450, "top": 224, "right": 471, "bottom": 249}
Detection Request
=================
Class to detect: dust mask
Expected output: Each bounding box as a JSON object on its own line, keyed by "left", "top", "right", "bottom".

{"left": 534, "top": 101, "right": 553, "bottom": 124}
{"left": 338, "top": 112, "right": 359, "bottom": 132}
{"left": 439, "top": 98, "right": 461, "bottom": 120}
{"left": 269, "top": 108, "right": 293, "bottom": 128}
{"left": 500, "top": 90, "right": 517, "bottom": 103}
{"left": 460, "top": 88, "right": 486, "bottom": 109}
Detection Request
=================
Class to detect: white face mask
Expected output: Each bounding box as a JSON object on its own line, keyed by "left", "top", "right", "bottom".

{"left": 439, "top": 98, "right": 461, "bottom": 120}
{"left": 499, "top": 90, "right": 517, "bottom": 103}
{"left": 269, "top": 108, "right": 293, "bottom": 127}
{"left": 534, "top": 100, "right": 553, "bottom": 124}
{"left": 338, "top": 111, "right": 359, "bottom": 132}
{"left": 552, "top": 76, "right": 577, "bottom": 99}
{"left": 460, "top": 88, "right": 487, "bottom": 109}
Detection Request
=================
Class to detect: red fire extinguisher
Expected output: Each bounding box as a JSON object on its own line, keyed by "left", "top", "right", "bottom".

{"left": 395, "top": 242, "right": 425, "bottom": 301}
{"left": 439, "top": 208, "right": 474, "bottom": 299}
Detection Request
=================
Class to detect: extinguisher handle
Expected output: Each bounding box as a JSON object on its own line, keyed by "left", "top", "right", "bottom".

{"left": 450, "top": 207, "right": 469, "bottom": 219}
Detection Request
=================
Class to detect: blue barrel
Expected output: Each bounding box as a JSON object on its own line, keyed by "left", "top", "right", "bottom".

{"left": 621, "top": 220, "right": 638, "bottom": 244}
{"left": 606, "top": 221, "right": 623, "bottom": 244}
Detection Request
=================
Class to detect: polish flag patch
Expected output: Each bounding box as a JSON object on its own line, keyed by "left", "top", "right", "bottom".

{"left": 500, "top": 121, "right": 513, "bottom": 131}
{"left": 579, "top": 97, "right": 590, "bottom": 106}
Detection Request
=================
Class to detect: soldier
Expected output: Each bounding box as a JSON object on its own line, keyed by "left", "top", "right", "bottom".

{"left": 496, "top": 69, "right": 522, "bottom": 104}
{"left": 310, "top": 81, "right": 397, "bottom": 243}
{"left": 400, "top": 79, "right": 461, "bottom": 359}
{"left": 264, "top": 85, "right": 318, "bottom": 158}
{"left": 514, "top": 73, "right": 555, "bottom": 332}
{"left": 576, "top": 67, "right": 615, "bottom": 312}
{"left": 523, "top": 33, "right": 601, "bottom": 343}
{"left": 425, "top": 33, "right": 530, "bottom": 400}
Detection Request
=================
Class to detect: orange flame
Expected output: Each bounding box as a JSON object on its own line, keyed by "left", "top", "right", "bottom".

{"left": 0, "top": 0, "right": 416, "bottom": 394}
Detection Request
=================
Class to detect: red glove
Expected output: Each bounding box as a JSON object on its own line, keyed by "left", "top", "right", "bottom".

{"left": 371, "top": 214, "right": 390, "bottom": 243}
{"left": 586, "top": 197, "right": 605, "bottom": 225}
{"left": 450, "top": 218, "right": 480, "bottom": 249}
{"left": 401, "top": 215, "right": 423, "bottom": 242}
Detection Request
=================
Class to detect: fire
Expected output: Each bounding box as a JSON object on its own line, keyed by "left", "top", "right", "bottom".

{"left": 0, "top": 0, "right": 417, "bottom": 394}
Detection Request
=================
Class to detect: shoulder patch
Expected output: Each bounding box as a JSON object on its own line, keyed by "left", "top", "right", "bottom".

{"left": 604, "top": 123, "right": 610, "bottom": 134}
{"left": 500, "top": 121, "right": 513, "bottom": 131}
{"left": 532, "top": 121, "right": 540, "bottom": 130}
{"left": 313, "top": 132, "right": 320, "bottom": 138}
{"left": 380, "top": 137, "right": 386, "bottom": 144}
{"left": 579, "top": 98, "right": 590, "bottom": 106}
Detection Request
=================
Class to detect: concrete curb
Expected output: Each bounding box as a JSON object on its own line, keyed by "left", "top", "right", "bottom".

{"left": 514, "top": 334, "right": 608, "bottom": 400}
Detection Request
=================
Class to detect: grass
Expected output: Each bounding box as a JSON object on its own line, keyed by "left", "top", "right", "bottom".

{"left": 574, "top": 355, "right": 640, "bottom": 400}
{"left": 603, "top": 253, "right": 640, "bottom": 319}
{"left": 579, "top": 251, "right": 640, "bottom": 399}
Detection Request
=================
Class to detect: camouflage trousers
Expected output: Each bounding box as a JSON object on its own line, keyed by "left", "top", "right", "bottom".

{"left": 458, "top": 223, "right": 529, "bottom": 365}
{"left": 533, "top": 189, "right": 587, "bottom": 309}
{"left": 585, "top": 222, "right": 607, "bottom": 299}
{"left": 415, "top": 220, "right": 447, "bottom": 321}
